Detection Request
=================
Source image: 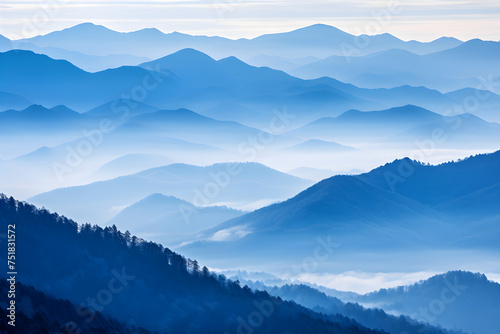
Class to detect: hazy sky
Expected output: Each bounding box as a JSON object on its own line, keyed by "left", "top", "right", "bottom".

{"left": 1, "top": 0, "right": 499, "bottom": 41}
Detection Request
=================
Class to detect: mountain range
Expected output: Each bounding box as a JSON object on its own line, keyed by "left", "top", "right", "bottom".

{"left": 179, "top": 151, "right": 500, "bottom": 269}
{"left": 107, "top": 193, "right": 246, "bottom": 247}
{"left": 347, "top": 271, "right": 500, "bottom": 334}
{"left": 291, "top": 40, "right": 500, "bottom": 91}
{"left": 7, "top": 23, "right": 464, "bottom": 61}
{"left": 3, "top": 48, "right": 500, "bottom": 129}
{"left": 235, "top": 270, "right": 499, "bottom": 334}
{"left": 2, "top": 194, "right": 496, "bottom": 334}
{"left": 286, "top": 105, "right": 500, "bottom": 147}
{"left": 28, "top": 162, "right": 314, "bottom": 224}
{"left": 0, "top": 194, "right": 387, "bottom": 334}
{"left": 4, "top": 23, "right": 496, "bottom": 94}
{"left": 1, "top": 20, "right": 499, "bottom": 334}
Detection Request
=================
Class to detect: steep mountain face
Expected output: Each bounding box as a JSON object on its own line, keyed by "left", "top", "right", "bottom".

{"left": 179, "top": 151, "right": 500, "bottom": 264}
{"left": 435, "top": 182, "right": 500, "bottom": 218}
{"left": 0, "top": 194, "right": 382, "bottom": 334}
{"left": 349, "top": 271, "right": 500, "bottom": 334}
{"left": 140, "top": 49, "right": 308, "bottom": 96}
{"left": 358, "top": 151, "right": 500, "bottom": 207}
{"left": 139, "top": 48, "right": 301, "bottom": 94}
{"left": 202, "top": 174, "right": 439, "bottom": 233}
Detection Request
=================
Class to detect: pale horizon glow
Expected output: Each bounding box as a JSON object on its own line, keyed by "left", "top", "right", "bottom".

{"left": 295, "top": 271, "right": 500, "bottom": 294}
{"left": 216, "top": 269, "right": 500, "bottom": 294}
{"left": 0, "top": 0, "right": 499, "bottom": 41}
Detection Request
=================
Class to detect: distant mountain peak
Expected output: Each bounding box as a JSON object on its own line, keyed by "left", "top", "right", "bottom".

{"left": 51, "top": 105, "right": 78, "bottom": 113}
{"left": 253, "top": 23, "right": 352, "bottom": 42}
{"left": 152, "top": 48, "right": 215, "bottom": 64}
{"left": 62, "top": 22, "right": 114, "bottom": 34}
{"left": 298, "top": 23, "right": 348, "bottom": 34}
{"left": 5, "top": 104, "right": 80, "bottom": 119}
{"left": 217, "top": 55, "right": 248, "bottom": 67}
{"left": 169, "top": 31, "right": 190, "bottom": 36}
{"left": 432, "top": 36, "right": 463, "bottom": 42}
{"left": 140, "top": 108, "right": 206, "bottom": 120}
{"left": 72, "top": 22, "right": 98, "bottom": 28}
{"left": 438, "top": 270, "right": 489, "bottom": 282}
{"left": 24, "top": 104, "right": 47, "bottom": 111}
{"left": 0, "top": 34, "right": 10, "bottom": 42}
{"left": 370, "top": 32, "right": 402, "bottom": 41}
{"left": 286, "top": 139, "right": 357, "bottom": 151}
{"left": 392, "top": 104, "right": 428, "bottom": 111}
{"left": 139, "top": 193, "right": 191, "bottom": 206}
{"left": 334, "top": 106, "right": 437, "bottom": 121}
{"left": 375, "top": 48, "right": 418, "bottom": 57}
{"left": 132, "top": 27, "right": 164, "bottom": 35}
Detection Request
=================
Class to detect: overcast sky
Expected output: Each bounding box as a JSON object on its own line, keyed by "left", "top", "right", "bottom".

{"left": 1, "top": 0, "right": 499, "bottom": 41}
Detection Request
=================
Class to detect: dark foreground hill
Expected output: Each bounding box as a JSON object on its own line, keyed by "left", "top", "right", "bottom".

{"left": 0, "top": 280, "right": 154, "bottom": 334}
{"left": 0, "top": 194, "right": 382, "bottom": 334}
{"left": 349, "top": 271, "right": 500, "bottom": 334}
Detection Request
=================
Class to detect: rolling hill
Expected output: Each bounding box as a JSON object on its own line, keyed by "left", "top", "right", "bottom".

{"left": 291, "top": 40, "right": 500, "bottom": 91}
{"left": 0, "top": 50, "right": 183, "bottom": 111}
{"left": 0, "top": 194, "right": 383, "bottom": 334}
{"left": 29, "top": 162, "right": 314, "bottom": 225}
{"left": 15, "top": 22, "right": 463, "bottom": 60}
{"left": 348, "top": 271, "right": 500, "bottom": 334}
{"left": 179, "top": 151, "right": 500, "bottom": 268}
{"left": 286, "top": 105, "right": 500, "bottom": 146}
{"left": 107, "top": 193, "right": 246, "bottom": 247}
